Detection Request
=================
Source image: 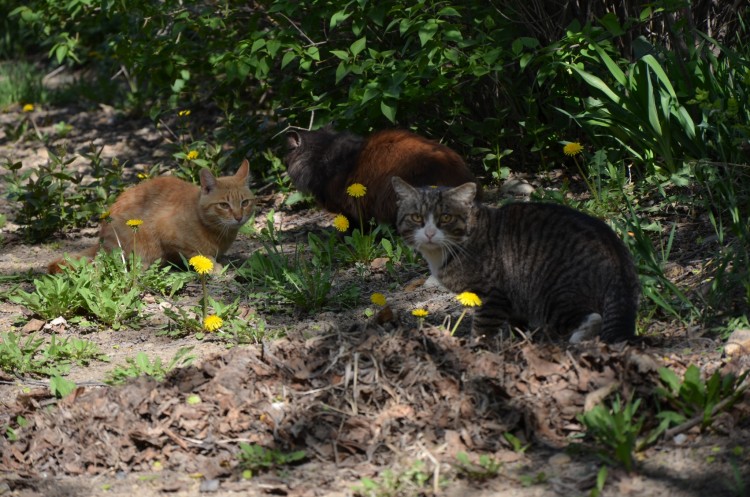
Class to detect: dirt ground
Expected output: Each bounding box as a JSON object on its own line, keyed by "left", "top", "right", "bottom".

{"left": 1, "top": 103, "right": 749, "bottom": 497}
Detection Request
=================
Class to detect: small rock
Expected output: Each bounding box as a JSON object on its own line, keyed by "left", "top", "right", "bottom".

{"left": 548, "top": 453, "right": 571, "bottom": 466}
{"left": 199, "top": 479, "right": 220, "bottom": 492}
{"left": 673, "top": 433, "right": 688, "bottom": 445}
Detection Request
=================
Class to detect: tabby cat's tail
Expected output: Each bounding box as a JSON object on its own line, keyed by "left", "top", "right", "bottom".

{"left": 47, "top": 246, "right": 100, "bottom": 274}
{"left": 599, "top": 285, "right": 639, "bottom": 342}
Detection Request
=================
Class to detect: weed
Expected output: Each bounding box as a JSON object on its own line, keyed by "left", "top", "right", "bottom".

{"left": 656, "top": 365, "right": 749, "bottom": 431}
{"left": 0, "top": 332, "right": 70, "bottom": 377}
{"left": 353, "top": 460, "right": 442, "bottom": 497}
{"left": 236, "top": 443, "right": 306, "bottom": 478}
{"left": 0, "top": 61, "right": 46, "bottom": 108}
{"left": 454, "top": 451, "right": 502, "bottom": 481}
{"left": 43, "top": 335, "right": 109, "bottom": 366}
{"left": 3, "top": 415, "right": 28, "bottom": 442}
{"left": 589, "top": 466, "right": 608, "bottom": 497}
{"left": 579, "top": 394, "right": 644, "bottom": 472}
{"left": 503, "top": 432, "right": 530, "bottom": 453}
{"left": 49, "top": 375, "right": 77, "bottom": 398}
{"left": 105, "top": 347, "right": 195, "bottom": 385}
{"left": 238, "top": 214, "right": 359, "bottom": 312}
{"left": 0, "top": 332, "right": 107, "bottom": 378}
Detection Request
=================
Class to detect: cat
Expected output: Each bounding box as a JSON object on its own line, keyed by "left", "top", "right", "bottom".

{"left": 391, "top": 176, "right": 640, "bottom": 343}
{"left": 284, "top": 126, "right": 479, "bottom": 225}
{"left": 48, "top": 160, "right": 255, "bottom": 273}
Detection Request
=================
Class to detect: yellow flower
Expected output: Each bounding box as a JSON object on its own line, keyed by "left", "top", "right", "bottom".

{"left": 126, "top": 219, "right": 143, "bottom": 228}
{"left": 370, "top": 293, "right": 387, "bottom": 306}
{"left": 346, "top": 183, "right": 367, "bottom": 198}
{"left": 456, "top": 292, "right": 482, "bottom": 307}
{"left": 563, "top": 142, "right": 583, "bottom": 156}
{"left": 137, "top": 172, "right": 150, "bottom": 180}
{"left": 22, "top": 104, "right": 34, "bottom": 113}
{"left": 178, "top": 109, "right": 191, "bottom": 117}
{"left": 100, "top": 210, "right": 111, "bottom": 220}
{"left": 203, "top": 314, "right": 223, "bottom": 332}
{"left": 189, "top": 255, "right": 214, "bottom": 275}
{"left": 412, "top": 309, "right": 429, "bottom": 318}
{"left": 333, "top": 214, "right": 349, "bottom": 232}
{"left": 186, "top": 150, "right": 199, "bottom": 160}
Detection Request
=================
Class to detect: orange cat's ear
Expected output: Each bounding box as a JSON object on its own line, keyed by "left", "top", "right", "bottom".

{"left": 200, "top": 168, "right": 218, "bottom": 194}
{"left": 235, "top": 159, "right": 251, "bottom": 183}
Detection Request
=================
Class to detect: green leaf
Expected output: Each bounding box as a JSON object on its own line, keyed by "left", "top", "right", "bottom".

{"left": 281, "top": 51, "right": 297, "bottom": 69}
{"left": 350, "top": 37, "right": 367, "bottom": 56}
{"left": 250, "top": 38, "right": 266, "bottom": 54}
{"left": 641, "top": 54, "right": 677, "bottom": 98}
{"left": 658, "top": 367, "right": 682, "bottom": 393}
{"left": 380, "top": 99, "right": 396, "bottom": 123}
{"left": 50, "top": 375, "right": 76, "bottom": 398}
{"left": 591, "top": 43, "right": 625, "bottom": 86}
{"left": 644, "top": 69, "right": 662, "bottom": 137}
{"left": 330, "top": 50, "right": 350, "bottom": 61}
{"left": 599, "top": 12, "right": 625, "bottom": 36}
{"left": 330, "top": 10, "right": 351, "bottom": 29}
{"left": 335, "top": 61, "right": 350, "bottom": 84}
{"left": 418, "top": 20, "right": 439, "bottom": 46}
{"left": 570, "top": 65, "right": 621, "bottom": 103}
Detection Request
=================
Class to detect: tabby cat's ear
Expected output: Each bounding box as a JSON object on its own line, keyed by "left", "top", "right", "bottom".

{"left": 286, "top": 131, "right": 302, "bottom": 150}
{"left": 448, "top": 182, "right": 478, "bottom": 205}
{"left": 235, "top": 159, "right": 251, "bottom": 184}
{"left": 200, "top": 168, "right": 218, "bottom": 195}
{"left": 391, "top": 176, "right": 417, "bottom": 202}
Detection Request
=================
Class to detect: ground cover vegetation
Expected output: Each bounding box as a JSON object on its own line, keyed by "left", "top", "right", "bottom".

{"left": 1, "top": 0, "right": 749, "bottom": 495}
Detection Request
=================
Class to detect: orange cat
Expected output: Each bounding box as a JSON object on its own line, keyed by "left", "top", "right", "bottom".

{"left": 48, "top": 160, "right": 255, "bottom": 273}
{"left": 284, "top": 127, "right": 479, "bottom": 225}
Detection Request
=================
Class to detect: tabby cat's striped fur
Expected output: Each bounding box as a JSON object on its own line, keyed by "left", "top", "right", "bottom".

{"left": 392, "top": 177, "right": 640, "bottom": 342}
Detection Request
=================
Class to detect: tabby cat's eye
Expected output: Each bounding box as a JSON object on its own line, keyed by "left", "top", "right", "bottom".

{"left": 439, "top": 213, "right": 453, "bottom": 223}
{"left": 409, "top": 213, "right": 423, "bottom": 223}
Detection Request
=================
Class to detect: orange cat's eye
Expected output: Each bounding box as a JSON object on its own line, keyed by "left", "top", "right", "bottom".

{"left": 218, "top": 202, "right": 231, "bottom": 209}
{"left": 241, "top": 199, "right": 252, "bottom": 208}
{"left": 439, "top": 214, "right": 453, "bottom": 223}
{"left": 409, "top": 213, "right": 423, "bottom": 223}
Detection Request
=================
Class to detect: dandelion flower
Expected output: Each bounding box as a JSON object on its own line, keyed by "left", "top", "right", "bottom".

{"left": 186, "top": 150, "right": 199, "bottom": 160}
{"left": 126, "top": 219, "right": 143, "bottom": 228}
{"left": 456, "top": 292, "right": 482, "bottom": 307}
{"left": 178, "top": 109, "right": 191, "bottom": 117}
{"left": 346, "top": 183, "right": 367, "bottom": 198}
{"left": 333, "top": 214, "right": 350, "bottom": 232}
{"left": 137, "top": 172, "right": 150, "bottom": 180}
{"left": 22, "top": 104, "right": 34, "bottom": 113}
{"left": 412, "top": 308, "right": 429, "bottom": 318}
{"left": 203, "top": 314, "right": 223, "bottom": 332}
{"left": 370, "top": 293, "right": 387, "bottom": 306}
{"left": 563, "top": 142, "right": 583, "bottom": 156}
{"left": 189, "top": 255, "right": 214, "bottom": 275}
{"left": 100, "top": 210, "right": 111, "bottom": 220}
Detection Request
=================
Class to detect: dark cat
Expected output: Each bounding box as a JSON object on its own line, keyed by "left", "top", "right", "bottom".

{"left": 392, "top": 177, "right": 640, "bottom": 343}
{"left": 284, "top": 126, "right": 479, "bottom": 225}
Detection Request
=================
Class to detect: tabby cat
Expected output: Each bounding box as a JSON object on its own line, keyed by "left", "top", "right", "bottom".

{"left": 284, "top": 126, "right": 479, "bottom": 225}
{"left": 48, "top": 160, "right": 255, "bottom": 273}
{"left": 392, "top": 177, "right": 640, "bottom": 343}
